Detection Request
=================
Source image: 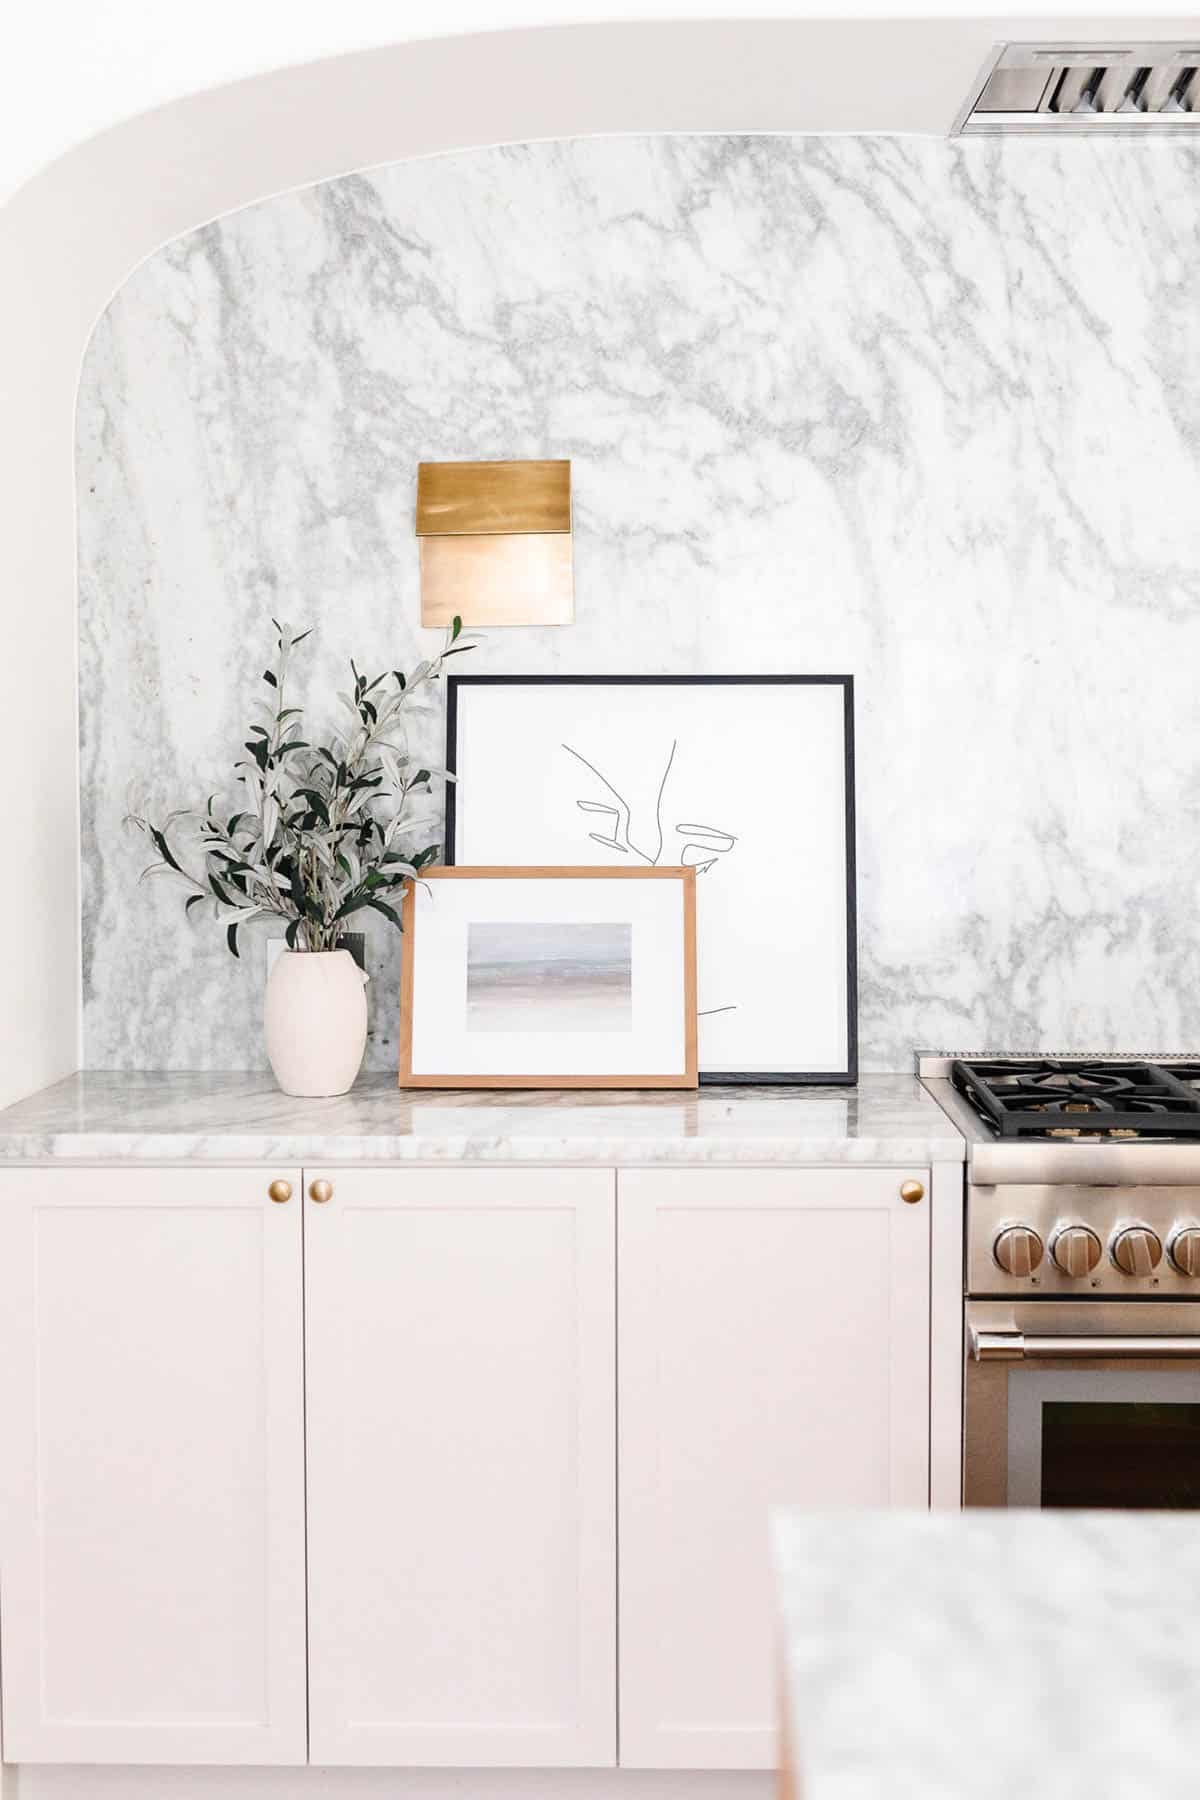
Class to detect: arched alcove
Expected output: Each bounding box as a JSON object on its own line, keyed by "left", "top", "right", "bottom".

{"left": 2, "top": 16, "right": 989, "bottom": 1103}
{"left": 3, "top": 17, "right": 1195, "bottom": 1103}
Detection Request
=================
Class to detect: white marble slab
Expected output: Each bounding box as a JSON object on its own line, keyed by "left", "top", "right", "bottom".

{"left": 0, "top": 1073, "right": 964, "bottom": 1164}
{"left": 77, "top": 135, "right": 1200, "bottom": 1075}
{"left": 773, "top": 1510, "right": 1200, "bottom": 1800}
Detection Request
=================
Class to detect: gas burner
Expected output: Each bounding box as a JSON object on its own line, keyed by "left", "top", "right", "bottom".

{"left": 951, "top": 1057, "right": 1200, "bottom": 1141}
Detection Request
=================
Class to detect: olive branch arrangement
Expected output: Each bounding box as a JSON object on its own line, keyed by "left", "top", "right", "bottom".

{"left": 127, "top": 616, "right": 476, "bottom": 956}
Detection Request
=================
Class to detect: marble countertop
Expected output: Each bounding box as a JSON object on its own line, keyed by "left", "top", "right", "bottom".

{"left": 0, "top": 1072, "right": 965, "bottom": 1164}
{"left": 773, "top": 1510, "right": 1200, "bottom": 1800}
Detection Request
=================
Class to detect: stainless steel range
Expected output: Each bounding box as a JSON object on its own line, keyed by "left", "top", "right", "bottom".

{"left": 919, "top": 1053, "right": 1200, "bottom": 1509}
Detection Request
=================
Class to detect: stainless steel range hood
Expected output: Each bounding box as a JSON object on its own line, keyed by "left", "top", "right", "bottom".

{"left": 954, "top": 42, "right": 1200, "bottom": 133}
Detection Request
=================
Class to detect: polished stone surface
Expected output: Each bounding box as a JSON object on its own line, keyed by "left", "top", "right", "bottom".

{"left": 773, "top": 1510, "right": 1200, "bottom": 1800}
{"left": 78, "top": 136, "right": 1200, "bottom": 1071}
{"left": 0, "top": 1073, "right": 964, "bottom": 1164}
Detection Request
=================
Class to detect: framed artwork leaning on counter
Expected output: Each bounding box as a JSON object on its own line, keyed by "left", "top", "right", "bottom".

{"left": 399, "top": 866, "right": 698, "bottom": 1089}
{"left": 445, "top": 675, "right": 857, "bottom": 1084}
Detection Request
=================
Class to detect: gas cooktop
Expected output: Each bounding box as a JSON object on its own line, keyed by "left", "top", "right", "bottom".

{"left": 951, "top": 1057, "right": 1200, "bottom": 1142}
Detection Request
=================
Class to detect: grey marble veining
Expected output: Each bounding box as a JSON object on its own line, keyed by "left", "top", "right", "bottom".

{"left": 774, "top": 1510, "right": 1200, "bottom": 1800}
{"left": 78, "top": 135, "right": 1200, "bottom": 1072}
{"left": 0, "top": 1072, "right": 963, "bottom": 1164}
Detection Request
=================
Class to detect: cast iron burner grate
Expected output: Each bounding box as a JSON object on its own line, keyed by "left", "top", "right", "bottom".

{"left": 951, "top": 1058, "right": 1200, "bottom": 1140}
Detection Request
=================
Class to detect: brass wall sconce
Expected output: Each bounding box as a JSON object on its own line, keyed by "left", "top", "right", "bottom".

{"left": 416, "top": 459, "right": 573, "bottom": 627}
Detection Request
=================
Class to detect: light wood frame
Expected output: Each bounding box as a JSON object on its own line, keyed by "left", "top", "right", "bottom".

{"left": 399, "top": 867, "right": 697, "bottom": 1090}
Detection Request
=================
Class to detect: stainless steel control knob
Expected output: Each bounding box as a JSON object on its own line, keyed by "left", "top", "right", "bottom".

{"left": 1169, "top": 1228, "right": 1200, "bottom": 1277}
{"left": 1111, "top": 1225, "right": 1163, "bottom": 1277}
{"left": 1051, "top": 1225, "right": 1103, "bottom": 1278}
{"left": 993, "top": 1226, "right": 1044, "bottom": 1277}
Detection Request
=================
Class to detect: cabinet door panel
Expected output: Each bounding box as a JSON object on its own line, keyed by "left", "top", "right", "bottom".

{"left": 305, "top": 1167, "right": 616, "bottom": 1767}
{"left": 0, "top": 1167, "right": 306, "bottom": 1765}
{"left": 618, "top": 1167, "right": 930, "bottom": 1769}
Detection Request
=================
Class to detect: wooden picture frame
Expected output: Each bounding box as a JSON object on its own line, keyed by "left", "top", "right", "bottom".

{"left": 399, "top": 866, "right": 697, "bottom": 1090}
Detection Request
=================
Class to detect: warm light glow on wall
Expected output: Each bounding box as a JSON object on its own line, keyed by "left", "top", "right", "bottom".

{"left": 416, "top": 459, "right": 573, "bottom": 627}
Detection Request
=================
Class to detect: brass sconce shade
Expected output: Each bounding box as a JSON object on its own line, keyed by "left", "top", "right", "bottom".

{"left": 416, "top": 459, "right": 573, "bottom": 627}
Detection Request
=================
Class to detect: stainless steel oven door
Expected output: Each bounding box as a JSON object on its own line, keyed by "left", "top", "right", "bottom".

{"left": 965, "top": 1300, "right": 1200, "bottom": 1507}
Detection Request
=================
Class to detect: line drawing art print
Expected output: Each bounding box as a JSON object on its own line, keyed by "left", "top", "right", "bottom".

{"left": 562, "top": 739, "right": 738, "bottom": 1016}
{"left": 445, "top": 673, "right": 857, "bottom": 1085}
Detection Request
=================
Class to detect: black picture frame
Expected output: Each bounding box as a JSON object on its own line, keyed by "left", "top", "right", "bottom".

{"left": 445, "top": 674, "right": 858, "bottom": 1086}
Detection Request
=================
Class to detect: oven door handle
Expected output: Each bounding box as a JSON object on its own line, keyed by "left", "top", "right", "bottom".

{"left": 972, "top": 1330, "right": 1200, "bottom": 1362}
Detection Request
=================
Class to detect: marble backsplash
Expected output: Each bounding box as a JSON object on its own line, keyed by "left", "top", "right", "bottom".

{"left": 78, "top": 134, "right": 1200, "bottom": 1072}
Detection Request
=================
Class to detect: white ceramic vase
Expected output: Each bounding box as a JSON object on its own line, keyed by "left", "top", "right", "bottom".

{"left": 264, "top": 948, "right": 369, "bottom": 1098}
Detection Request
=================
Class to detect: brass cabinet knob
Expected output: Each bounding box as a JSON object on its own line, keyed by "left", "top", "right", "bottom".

{"left": 268, "top": 1179, "right": 292, "bottom": 1205}
{"left": 900, "top": 1180, "right": 925, "bottom": 1205}
{"left": 309, "top": 1179, "right": 333, "bottom": 1204}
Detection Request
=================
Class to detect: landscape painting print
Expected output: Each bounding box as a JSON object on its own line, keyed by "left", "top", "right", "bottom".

{"left": 467, "top": 922, "right": 633, "bottom": 1032}
{"left": 446, "top": 676, "right": 857, "bottom": 1084}
{"left": 399, "top": 868, "right": 697, "bottom": 1089}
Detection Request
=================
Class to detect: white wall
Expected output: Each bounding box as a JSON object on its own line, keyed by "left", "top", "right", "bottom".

{"left": 3, "top": 15, "right": 1199, "bottom": 1103}
{"left": 14, "top": 0, "right": 1200, "bottom": 205}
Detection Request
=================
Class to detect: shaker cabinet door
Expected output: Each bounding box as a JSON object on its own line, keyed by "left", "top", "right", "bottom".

{"left": 617, "top": 1166, "right": 930, "bottom": 1770}
{"left": 304, "top": 1166, "right": 617, "bottom": 1767}
{"left": 0, "top": 1166, "right": 307, "bottom": 1765}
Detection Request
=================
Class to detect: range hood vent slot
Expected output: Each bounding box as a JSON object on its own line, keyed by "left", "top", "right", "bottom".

{"left": 955, "top": 43, "right": 1200, "bottom": 133}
